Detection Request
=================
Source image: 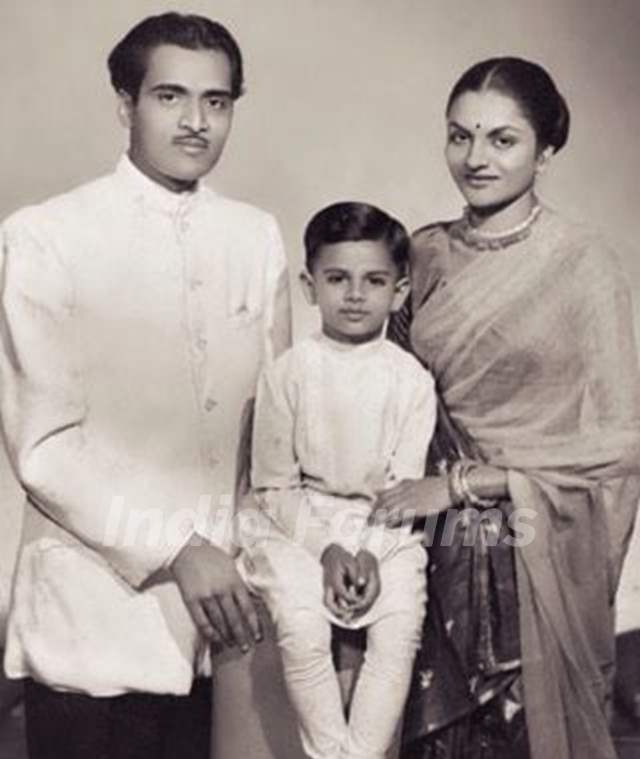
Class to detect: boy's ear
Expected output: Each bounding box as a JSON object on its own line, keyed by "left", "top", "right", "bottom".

{"left": 391, "top": 276, "right": 410, "bottom": 312}
{"left": 117, "top": 91, "right": 134, "bottom": 129}
{"left": 299, "top": 270, "right": 317, "bottom": 306}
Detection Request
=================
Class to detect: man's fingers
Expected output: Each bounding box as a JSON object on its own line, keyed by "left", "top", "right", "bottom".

{"left": 187, "top": 600, "right": 224, "bottom": 644}
{"left": 203, "top": 597, "right": 232, "bottom": 645}
{"left": 234, "top": 586, "right": 262, "bottom": 643}
{"left": 205, "top": 621, "right": 224, "bottom": 648}
{"left": 218, "top": 594, "right": 251, "bottom": 652}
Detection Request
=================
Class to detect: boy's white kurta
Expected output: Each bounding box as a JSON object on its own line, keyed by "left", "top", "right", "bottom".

{"left": 0, "top": 156, "right": 289, "bottom": 695}
{"left": 243, "top": 333, "right": 437, "bottom": 621}
{"left": 241, "top": 334, "right": 436, "bottom": 759}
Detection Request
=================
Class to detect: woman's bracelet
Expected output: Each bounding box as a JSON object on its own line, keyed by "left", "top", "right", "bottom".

{"left": 459, "top": 463, "right": 498, "bottom": 509}
{"left": 447, "top": 460, "right": 466, "bottom": 505}
{"left": 447, "top": 460, "right": 497, "bottom": 509}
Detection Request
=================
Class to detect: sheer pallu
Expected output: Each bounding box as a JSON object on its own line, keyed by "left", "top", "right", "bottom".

{"left": 401, "top": 212, "right": 640, "bottom": 759}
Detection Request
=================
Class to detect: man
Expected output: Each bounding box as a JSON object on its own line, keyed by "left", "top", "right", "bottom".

{"left": 0, "top": 12, "right": 290, "bottom": 758}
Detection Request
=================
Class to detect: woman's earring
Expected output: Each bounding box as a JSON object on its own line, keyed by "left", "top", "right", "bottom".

{"left": 536, "top": 147, "right": 553, "bottom": 176}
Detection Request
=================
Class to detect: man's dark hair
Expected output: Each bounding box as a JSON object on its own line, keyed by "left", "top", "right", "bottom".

{"left": 304, "top": 202, "right": 409, "bottom": 275}
{"left": 108, "top": 13, "right": 244, "bottom": 101}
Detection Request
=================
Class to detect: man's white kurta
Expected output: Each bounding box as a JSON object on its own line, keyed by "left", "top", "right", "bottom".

{"left": 0, "top": 156, "right": 290, "bottom": 695}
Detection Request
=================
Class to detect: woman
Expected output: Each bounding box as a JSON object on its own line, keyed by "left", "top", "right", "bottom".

{"left": 376, "top": 57, "right": 640, "bottom": 759}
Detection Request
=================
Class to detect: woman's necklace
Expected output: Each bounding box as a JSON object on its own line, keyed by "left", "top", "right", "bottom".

{"left": 451, "top": 202, "right": 542, "bottom": 251}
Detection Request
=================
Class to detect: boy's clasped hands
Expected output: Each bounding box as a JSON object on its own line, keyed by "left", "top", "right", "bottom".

{"left": 320, "top": 544, "right": 381, "bottom": 623}
{"left": 319, "top": 477, "right": 442, "bottom": 622}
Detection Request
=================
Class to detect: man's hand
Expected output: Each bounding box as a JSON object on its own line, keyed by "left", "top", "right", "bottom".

{"left": 170, "top": 536, "right": 261, "bottom": 653}
{"left": 349, "top": 549, "right": 381, "bottom": 619}
{"left": 320, "top": 543, "right": 360, "bottom": 622}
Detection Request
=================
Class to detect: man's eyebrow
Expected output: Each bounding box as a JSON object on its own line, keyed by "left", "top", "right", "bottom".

{"left": 149, "top": 83, "right": 188, "bottom": 94}
{"left": 149, "top": 83, "right": 233, "bottom": 98}
{"left": 202, "top": 88, "right": 233, "bottom": 98}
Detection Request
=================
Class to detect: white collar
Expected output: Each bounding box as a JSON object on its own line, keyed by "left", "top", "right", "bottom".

{"left": 115, "top": 154, "right": 207, "bottom": 217}
{"left": 315, "top": 330, "right": 387, "bottom": 354}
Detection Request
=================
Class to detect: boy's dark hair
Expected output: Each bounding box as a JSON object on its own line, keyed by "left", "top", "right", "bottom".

{"left": 108, "top": 13, "right": 244, "bottom": 101}
{"left": 304, "top": 202, "right": 409, "bottom": 275}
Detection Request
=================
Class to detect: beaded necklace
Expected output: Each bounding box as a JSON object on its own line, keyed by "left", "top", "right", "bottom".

{"left": 450, "top": 202, "right": 542, "bottom": 251}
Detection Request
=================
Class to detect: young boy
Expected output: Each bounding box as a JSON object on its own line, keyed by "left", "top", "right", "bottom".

{"left": 239, "top": 202, "right": 436, "bottom": 759}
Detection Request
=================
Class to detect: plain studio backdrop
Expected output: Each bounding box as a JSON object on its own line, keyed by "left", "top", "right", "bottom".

{"left": 1, "top": 0, "right": 639, "bottom": 634}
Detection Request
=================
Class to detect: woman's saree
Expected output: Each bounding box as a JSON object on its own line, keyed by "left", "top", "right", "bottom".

{"left": 397, "top": 397, "right": 528, "bottom": 759}
{"left": 399, "top": 211, "right": 640, "bottom": 759}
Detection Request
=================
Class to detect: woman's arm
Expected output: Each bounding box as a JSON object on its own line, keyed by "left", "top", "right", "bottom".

{"left": 465, "top": 463, "right": 509, "bottom": 501}
{"left": 371, "top": 463, "right": 509, "bottom": 527}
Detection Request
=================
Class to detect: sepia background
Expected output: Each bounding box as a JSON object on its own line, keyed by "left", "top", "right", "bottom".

{"left": 1, "top": 0, "right": 640, "bottom": 635}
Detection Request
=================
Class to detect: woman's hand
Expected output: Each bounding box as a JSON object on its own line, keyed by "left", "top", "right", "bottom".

{"left": 369, "top": 476, "right": 451, "bottom": 528}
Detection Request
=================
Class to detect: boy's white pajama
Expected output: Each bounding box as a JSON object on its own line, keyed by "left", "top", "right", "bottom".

{"left": 239, "top": 333, "right": 437, "bottom": 759}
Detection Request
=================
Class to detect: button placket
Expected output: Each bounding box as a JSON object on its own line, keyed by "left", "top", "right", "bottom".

{"left": 179, "top": 217, "right": 207, "bottom": 368}
{"left": 178, "top": 210, "right": 221, "bottom": 479}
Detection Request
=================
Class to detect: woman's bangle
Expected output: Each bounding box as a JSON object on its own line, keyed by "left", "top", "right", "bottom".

{"left": 459, "top": 463, "right": 497, "bottom": 509}
{"left": 447, "top": 460, "right": 497, "bottom": 509}
{"left": 447, "top": 461, "right": 466, "bottom": 505}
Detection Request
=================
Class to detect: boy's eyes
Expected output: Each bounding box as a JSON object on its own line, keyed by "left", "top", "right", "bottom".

{"left": 323, "top": 274, "right": 390, "bottom": 286}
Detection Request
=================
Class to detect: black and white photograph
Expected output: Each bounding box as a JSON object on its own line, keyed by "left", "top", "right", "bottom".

{"left": 1, "top": 2, "right": 640, "bottom": 757}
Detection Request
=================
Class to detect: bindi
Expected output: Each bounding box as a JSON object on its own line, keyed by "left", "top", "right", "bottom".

{"left": 475, "top": 123, "right": 482, "bottom": 130}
